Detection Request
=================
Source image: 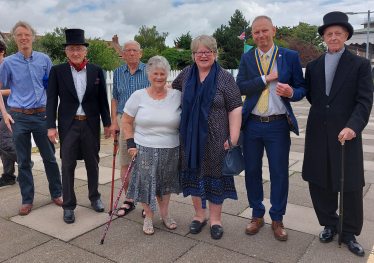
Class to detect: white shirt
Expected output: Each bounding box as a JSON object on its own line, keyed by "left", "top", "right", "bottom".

{"left": 124, "top": 88, "right": 182, "bottom": 148}
{"left": 251, "top": 46, "right": 287, "bottom": 117}
{"left": 70, "top": 65, "right": 87, "bottom": 116}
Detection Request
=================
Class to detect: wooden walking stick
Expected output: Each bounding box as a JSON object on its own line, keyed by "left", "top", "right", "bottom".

{"left": 109, "top": 130, "right": 120, "bottom": 215}
{"left": 338, "top": 140, "right": 345, "bottom": 248}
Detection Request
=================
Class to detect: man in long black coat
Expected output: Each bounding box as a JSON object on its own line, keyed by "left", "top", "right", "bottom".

{"left": 46, "top": 29, "right": 111, "bottom": 224}
{"left": 302, "top": 12, "right": 373, "bottom": 256}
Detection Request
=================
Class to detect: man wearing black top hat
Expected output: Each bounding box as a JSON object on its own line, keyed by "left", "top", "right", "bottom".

{"left": 302, "top": 12, "right": 373, "bottom": 256}
{"left": 46, "top": 29, "right": 111, "bottom": 224}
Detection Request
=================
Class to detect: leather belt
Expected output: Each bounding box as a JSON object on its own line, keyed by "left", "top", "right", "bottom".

{"left": 10, "top": 107, "right": 46, "bottom": 114}
{"left": 74, "top": 115, "right": 87, "bottom": 120}
{"left": 250, "top": 114, "right": 286, "bottom": 123}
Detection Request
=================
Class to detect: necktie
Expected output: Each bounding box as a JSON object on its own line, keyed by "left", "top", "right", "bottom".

{"left": 256, "top": 54, "right": 270, "bottom": 114}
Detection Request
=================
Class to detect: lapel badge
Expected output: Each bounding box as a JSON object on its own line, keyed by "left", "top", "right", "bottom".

{"left": 95, "top": 78, "right": 100, "bottom": 84}
{"left": 279, "top": 54, "right": 282, "bottom": 57}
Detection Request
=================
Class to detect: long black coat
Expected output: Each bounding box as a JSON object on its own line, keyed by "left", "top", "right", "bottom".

{"left": 46, "top": 62, "right": 111, "bottom": 159}
{"left": 302, "top": 49, "right": 373, "bottom": 192}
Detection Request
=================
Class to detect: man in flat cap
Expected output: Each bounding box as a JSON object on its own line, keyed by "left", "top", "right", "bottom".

{"left": 302, "top": 11, "right": 373, "bottom": 256}
{"left": 46, "top": 29, "right": 111, "bottom": 224}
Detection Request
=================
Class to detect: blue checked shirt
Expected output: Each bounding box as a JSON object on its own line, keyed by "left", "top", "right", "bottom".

{"left": 113, "top": 62, "right": 150, "bottom": 114}
{"left": 0, "top": 51, "right": 52, "bottom": 109}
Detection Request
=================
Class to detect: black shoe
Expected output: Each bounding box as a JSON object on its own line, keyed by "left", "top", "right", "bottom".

{"left": 346, "top": 240, "right": 365, "bottom": 257}
{"left": 0, "top": 177, "right": 16, "bottom": 187}
{"left": 63, "top": 210, "right": 75, "bottom": 224}
{"left": 91, "top": 199, "right": 104, "bottom": 212}
{"left": 190, "top": 219, "right": 207, "bottom": 234}
{"left": 211, "top": 225, "right": 223, "bottom": 240}
{"left": 319, "top": 229, "right": 336, "bottom": 243}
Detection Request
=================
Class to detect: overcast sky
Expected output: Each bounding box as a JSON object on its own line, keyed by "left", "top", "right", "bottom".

{"left": 0, "top": 0, "right": 372, "bottom": 47}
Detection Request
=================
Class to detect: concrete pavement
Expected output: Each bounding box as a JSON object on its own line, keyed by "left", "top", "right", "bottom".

{"left": 1, "top": 98, "right": 374, "bottom": 262}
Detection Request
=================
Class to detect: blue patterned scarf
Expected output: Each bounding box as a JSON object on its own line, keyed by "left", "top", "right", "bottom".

{"left": 180, "top": 61, "right": 220, "bottom": 169}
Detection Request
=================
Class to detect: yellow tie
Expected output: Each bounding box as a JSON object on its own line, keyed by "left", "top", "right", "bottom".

{"left": 256, "top": 54, "right": 269, "bottom": 114}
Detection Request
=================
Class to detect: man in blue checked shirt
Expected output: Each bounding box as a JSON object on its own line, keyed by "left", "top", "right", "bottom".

{"left": 109, "top": 40, "right": 150, "bottom": 217}
{"left": 0, "top": 21, "right": 63, "bottom": 215}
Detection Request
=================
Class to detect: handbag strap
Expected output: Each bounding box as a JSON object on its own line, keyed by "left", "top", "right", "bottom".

{"left": 228, "top": 136, "right": 233, "bottom": 149}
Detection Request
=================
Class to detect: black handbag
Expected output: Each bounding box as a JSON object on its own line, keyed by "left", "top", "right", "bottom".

{"left": 222, "top": 136, "right": 245, "bottom": 176}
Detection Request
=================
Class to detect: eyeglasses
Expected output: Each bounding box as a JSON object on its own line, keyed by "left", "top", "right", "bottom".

{"left": 66, "top": 47, "right": 86, "bottom": 52}
{"left": 193, "top": 50, "right": 214, "bottom": 57}
{"left": 123, "top": 49, "right": 140, "bottom": 53}
{"left": 15, "top": 33, "right": 32, "bottom": 38}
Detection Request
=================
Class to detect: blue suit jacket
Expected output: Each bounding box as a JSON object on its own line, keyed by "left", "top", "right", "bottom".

{"left": 237, "top": 47, "right": 306, "bottom": 135}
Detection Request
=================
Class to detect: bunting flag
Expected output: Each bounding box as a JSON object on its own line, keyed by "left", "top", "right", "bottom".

{"left": 237, "top": 28, "right": 245, "bottom": 42}
{"left": 357, "top": 49, "right": 360, "bottom": 56}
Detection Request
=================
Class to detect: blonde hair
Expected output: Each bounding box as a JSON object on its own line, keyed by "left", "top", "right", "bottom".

{"left": 12, "top": 21, "right": 36, "bottom": 40}
{"left": 190, "top": 35, "right": 218, "bottom": 61}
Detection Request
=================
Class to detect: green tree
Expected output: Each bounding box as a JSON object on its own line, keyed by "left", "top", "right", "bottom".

{"left": 134, "top": 25, "right": 169, "bottom": 52}
{"left": 140, "top": 47, "right": 160, "bottom": 64}
{"left": 39, "top": 27, "right": 67, "bottom": 64}
{"left": 213, "top": 9, "right": 250, "bottom": 69}
{"left": 3, "top": 34, "right": 45, "bottom": 56}
{"left": 86, "top": 38, "right": 121, "bottom": 71}
{"left": 160, "top": 47, "right": 180, "bottom": 69}
{"left": 174, "top": 32, "right": 192, "bottom": 50}
{"left": 291, "top": 22, "right": 325, "bottom": 52}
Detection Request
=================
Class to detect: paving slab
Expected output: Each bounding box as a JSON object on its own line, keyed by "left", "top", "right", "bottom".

{"left": 364, "top": 145, "right": 374, "bottom": 154}
{"left": 364, "top": 184, "right": 374, "bottom": 200}
{"left": 74, "top": 165, "right": 120, "bottom": 184}
{"left": 298, "top": 238, "right": 372, "bottom": 263}
{"left": 366, "top": 170, "right": 374, "bottom": 184}
{"left": 185, "top": 213, "right": 314, "bottom": 263}
{"left": 289, "top": 172, "right": 308, "bottom": 188}
{"left": 98, "top": 155, "right": 122, "bottom": 170}
{"left": 263, "top": 181, "right": 313, "bottom": 208}
{"left": 4, "top": 239, "right": 112, "bottom": 263}
{"left": 289, "top": 160, "right": 303, "bottom": 172}
{"left": 290, "top": 144, "right": 305, "bottom": 153}
{"left": 33, "top": 173, "right": 86, "bottom": 197}
{"left": 239, "top": 198, "right": 320, "bottom": 236}
{"left": 289, "top": 151, "right": 304, "bottom": 161}
{"left": 365, "top": 160, "right": 374, "bottom": 171}
{"left": 70, "top": 219, "right": 198, "bottom": 263}
{"left": 357, "top": 220, "right": 374, "bottom": 251}
{"left": 175, "top": 242, "right": 264, "bottom": 263}
{"left": 11, "top": 204, "right": 110, "bottom": 242}
{"left": 363, "top": 134, "right": 374, "bottom": 140}
{"left": 363, "top": 198, "right": 374, "bottom": 222}
{"left": 0, "top": 218, "right": 52, "bottom": 262}
{"left": 0, "top": 186, "right": 54, "bottom": 218}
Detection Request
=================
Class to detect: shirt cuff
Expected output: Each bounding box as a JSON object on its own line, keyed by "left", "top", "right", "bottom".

{"left": 289, "top": 90, "right": 294, "bottom": 98}
{"left": 261, "top": 75, "right": 267, "bottom": 85}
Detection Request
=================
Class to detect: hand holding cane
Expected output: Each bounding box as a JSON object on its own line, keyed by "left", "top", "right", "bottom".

{"left": 109, "top": 130, "right": 120, "bottom": 215}
{"left": 101, "top": 158, "right": 135, "bottom": 244}
{"left": 338, "top": 140, "right": 345, "bottom": 247}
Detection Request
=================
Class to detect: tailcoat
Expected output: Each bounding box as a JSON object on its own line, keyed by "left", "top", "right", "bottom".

{"left": 302, "top": 49, "right": 373, "bottom": 192}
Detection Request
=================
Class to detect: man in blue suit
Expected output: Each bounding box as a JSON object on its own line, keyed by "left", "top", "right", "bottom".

{"left": 237, "top": 15, "right": 306, "bottom": 241}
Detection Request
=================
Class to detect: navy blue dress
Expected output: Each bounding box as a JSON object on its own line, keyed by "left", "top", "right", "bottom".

{"left": 172, "top": 66, "right": 242, "bottom": 208}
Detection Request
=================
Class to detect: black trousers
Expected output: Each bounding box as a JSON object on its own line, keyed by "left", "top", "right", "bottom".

{"left": 309, "top": 182, "right": 363, "bottom": 242}
{"left": 61, "top": 120, "right": 100, "bottom": 210}
{"left": 0, "top": 117, "right": 17, "bottom": 180}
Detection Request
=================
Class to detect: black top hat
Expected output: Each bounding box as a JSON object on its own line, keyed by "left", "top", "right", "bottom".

{"left": 62, "top": 29, "right": 89, "bottom": 47}
{"left": 318, "top": 11, "right": 353, "bottom": 40}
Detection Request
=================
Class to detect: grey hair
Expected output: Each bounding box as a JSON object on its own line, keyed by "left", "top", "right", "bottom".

{"left": 65, "top": 45, "right": 88, "bottom": 51}
{"left": 122, "top": 40, "right": 141, "bottom": 51}
{"left": 12, "top": 21, "right": 36, "bottom": 40}
{"left": 252, "top": 16, "right": 273, "bottom": 28}
{"left": 190, "top": 35, "right": 218, "bottom": 61}
{"left": 145, "top": 56, "right": 170, "bottom": 77}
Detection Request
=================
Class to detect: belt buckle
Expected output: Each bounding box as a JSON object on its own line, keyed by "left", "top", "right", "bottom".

{"left": 260, "top": 116, "right": 270, "bottom": 123}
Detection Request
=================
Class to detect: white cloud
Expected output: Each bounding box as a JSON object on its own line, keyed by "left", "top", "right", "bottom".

{"left": 0, "top": 0, "right": 373, "bottom": 47}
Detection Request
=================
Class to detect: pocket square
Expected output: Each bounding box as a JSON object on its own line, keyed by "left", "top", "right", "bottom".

{"left": 95, "top": 78, "right": 100, "bottom": 84}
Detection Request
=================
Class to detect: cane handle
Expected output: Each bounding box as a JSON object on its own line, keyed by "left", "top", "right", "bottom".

{"left": 341, "top": 140, "right": 345, "bottom": 146}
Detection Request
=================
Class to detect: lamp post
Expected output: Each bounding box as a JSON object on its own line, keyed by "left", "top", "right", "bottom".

{"left": 346, "top": 10, "right": 373, "bottom": 59}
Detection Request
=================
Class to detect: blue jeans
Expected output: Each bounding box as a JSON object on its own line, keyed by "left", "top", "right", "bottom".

{"left": 10, "top": 110, "right": 62, "bottom": 204}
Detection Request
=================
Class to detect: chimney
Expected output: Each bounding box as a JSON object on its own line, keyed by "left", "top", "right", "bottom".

{"left": 175, "top": 44, "right": 178, "bottom": 49}
{"left": 112, "top": 34, "right": 119, "bottom": 44}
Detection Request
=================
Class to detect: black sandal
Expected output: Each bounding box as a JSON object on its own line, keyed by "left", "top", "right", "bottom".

{"left": 141, "top": 209, "right": 146, "bottom": 218}
{"left": 115, "top": 201, "right": 135, "bottom": 217}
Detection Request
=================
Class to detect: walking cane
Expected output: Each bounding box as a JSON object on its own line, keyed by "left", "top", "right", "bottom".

{"left": 101, "top": 158, "right": 135, "bottom": 245}
{"left": 109, "top": 130, "right": 120, "bottom": 215}
{"left": 338, "top": 140, "right": 345, "bottom": 248}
